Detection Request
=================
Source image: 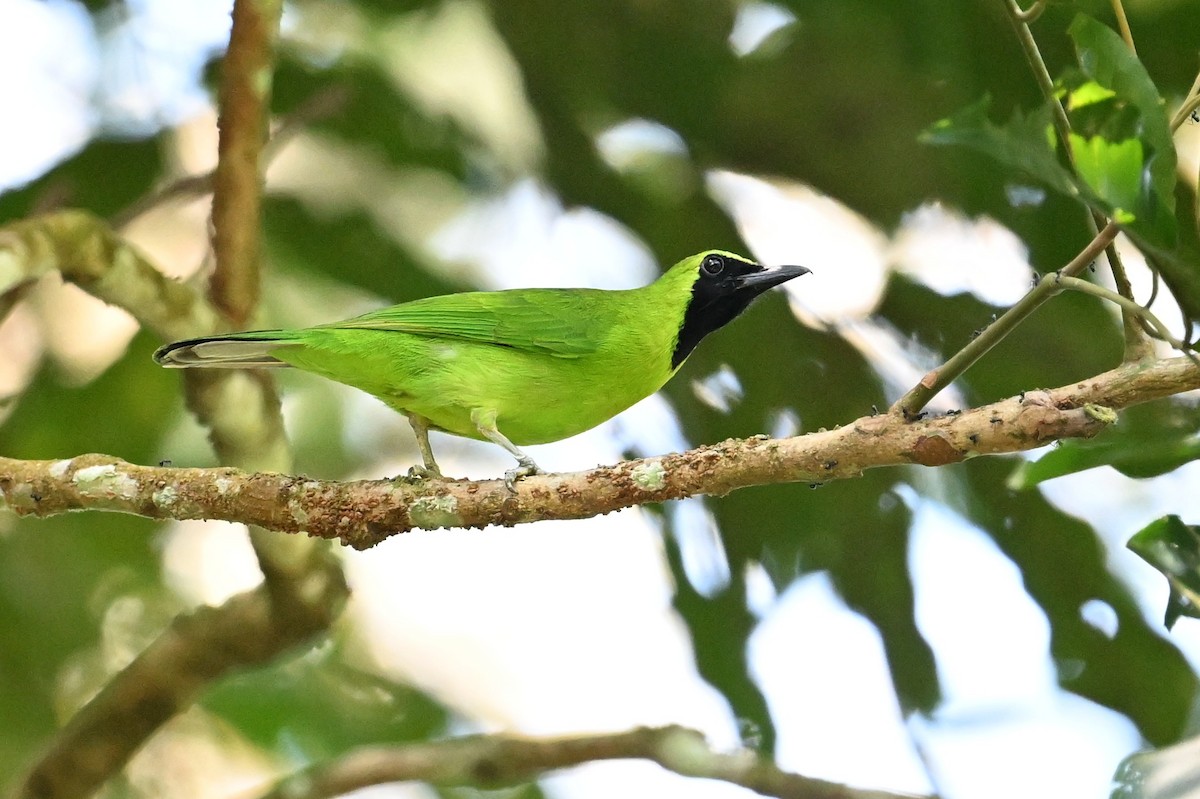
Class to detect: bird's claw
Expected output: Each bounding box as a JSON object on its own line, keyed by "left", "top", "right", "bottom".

{"left": 503, "top": 459, "right": 541, "bottom": 493}
{"left": 406, "top": 464, "right": 443, "bottom": 480}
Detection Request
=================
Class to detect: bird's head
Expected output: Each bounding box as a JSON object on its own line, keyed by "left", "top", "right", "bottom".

{"left": 665, "top": 250, "right": 810, "bottom": 369}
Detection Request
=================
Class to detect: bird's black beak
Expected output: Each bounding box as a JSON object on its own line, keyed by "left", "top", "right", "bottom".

{"left": 734, "top": 264, "right": 811, "bottom": 290}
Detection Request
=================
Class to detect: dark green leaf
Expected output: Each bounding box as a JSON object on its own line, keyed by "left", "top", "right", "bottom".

{"left": 962, "top": 457, "right": 1195, "bottom": 744}
{"left": 262, "top": 196, "right": 458, "bottom": 301}
{"left": 921, "top": 97, "right": 1081, "bottom": 203}
{"left": 0, "top": 330, "right": 179, "bottom": 461}
{"left": 0, "top": 138, "right": 163, "bottom": 222}
{"left": 925, "top": 15, "right": 1179, "bottom": 248}
{"left": 1128, "top": 515, "right": 1200, "bottom": 630}
{"left": 667, "top": 294, "right": 939, "bottom": 718}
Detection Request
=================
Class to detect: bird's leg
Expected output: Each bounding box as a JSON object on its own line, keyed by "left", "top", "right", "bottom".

{"left": 406, "top": 414, "right": 443, "bottom": 479}
{"left": 471, "top": 408, "right": 541, "bottom": 492}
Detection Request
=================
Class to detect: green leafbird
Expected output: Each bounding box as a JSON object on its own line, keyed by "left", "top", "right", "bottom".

{"left": 155, "top": 250, "right": 809, "bottom": 487}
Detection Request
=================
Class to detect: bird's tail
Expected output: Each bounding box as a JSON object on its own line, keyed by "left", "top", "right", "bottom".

{"left": 153, "top": 331, "right": 301, "bottom": 368}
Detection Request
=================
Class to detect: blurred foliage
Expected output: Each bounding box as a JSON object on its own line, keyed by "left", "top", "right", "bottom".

{"left": 202, "top": 643, "right": 447, "bottom": 758}
{"left": 958, "top": 457, "right": 1194, "bottom": 745}
{"left": 272, "top": 58, "right": 476, "bottom": 180}
{"left": 3, "top": 0, "right": 1200, "bottom": 790}
{"left": 0, "top": 139, "right": 163, "bottom": 222}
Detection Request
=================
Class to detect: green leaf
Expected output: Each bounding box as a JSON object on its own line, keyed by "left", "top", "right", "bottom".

{"left": 924, "top": 16, "right": 1177, "bottom": 247}
{"left": 1128, "top": 515, "right": 1200, "bottom": 629}
{"left": 273, "top": 55, "right": 476, "bottom": 180}
{"left": 1009, "top": 403, "right": 1200, "bottom": 489}
{"left": 262, "top": 197, "right": 458, "bottom": 301}
{"left": 1065, "top": 80, "right": 1117, "bottom": 111}
{"left": 1068, "top": 133, "right": 1142, "bottom": 223}
{"left": 1068, "top": 13, "right": 1176, "bottom": 244}
{"left": 665, "top": 530, "right": 776, "bottom": 753}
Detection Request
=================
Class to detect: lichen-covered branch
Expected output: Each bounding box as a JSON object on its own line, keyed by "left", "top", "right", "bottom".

{"left": 201, "top": 0, "right": 343, "bottom": 650}
{"left": 0, "top": 209, "right": 221, "bottom": 340}
{"left": 5, "top": 355, "right": 1196, "bottom": 549}
{"left": 260, "top": 725, "right": 922, "bottom": 799}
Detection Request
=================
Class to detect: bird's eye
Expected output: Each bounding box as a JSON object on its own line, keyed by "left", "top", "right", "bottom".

{"left": 701, "top": 255, "right": 724, "bottom": 276}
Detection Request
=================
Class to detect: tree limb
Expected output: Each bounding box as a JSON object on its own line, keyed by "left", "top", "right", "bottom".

{"left": 208, "top": 0, "right": 283, "bottom": 327}
{"left": 0, "top": 209, "right": 221, "bottom": 340}
{"left": 259, "top": 725, "right": 925, "bottom": 799}
{"left": 12, "top": 580, "right": 346, "bottom": 799}
{"left": 5, "top": 355, "right": 1197, "bottom": 549}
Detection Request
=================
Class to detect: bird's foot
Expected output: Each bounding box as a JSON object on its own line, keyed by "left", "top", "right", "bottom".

{"left": 503, "top": 457, "right": 542, "bottom": 493}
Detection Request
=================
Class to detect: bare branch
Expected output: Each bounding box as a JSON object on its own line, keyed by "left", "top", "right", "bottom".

{"left": 6, "top": 354, "right": 1198, "bottom": 548}
{"left": 259, "top": 725, "right": 925, "bottom": 799}
{"left": 209, "top": 0, "right": 283, "bottom": 326}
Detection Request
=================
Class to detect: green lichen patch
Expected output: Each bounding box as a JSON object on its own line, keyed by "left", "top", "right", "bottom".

{"left": 410, "top": 494, "right": 461, "bottom": 529}
{"left": 630, "top": 460, "right": 667, "bottom": 491}
{"left": 73, "top": 464, "right": 139, "bottom": 501}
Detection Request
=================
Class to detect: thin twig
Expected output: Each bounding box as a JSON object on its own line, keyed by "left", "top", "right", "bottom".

{"left": 893, "top": 222, "right": 1118, "bottom": 416}
{"left": 1110, "top": 0, "right": 1137, "bottom": 54}
{"left": 1171, "top": 89, "right": 1200, "bottom": 132}
{"left": 1003, "top": 0, "right": 1072, "bottom": 153}
{"left": 1050, "top": 275, "right": 1193, "bottom": 350}
{"left": 1010, "top": 0, "right": 1046, "bottom": 23}
{"left": 1049, "top": 274, "right": 1200, "bottom": 368}
{"left": 258, "top": 726, "right": 923, "bottom": 799}
{"left": 110, "top": 173, "right": 213, "bottom": 230}
{"left": 1005, "top": 0, "right": 1150, "bottom": 356}
{"left": 1146, "top": 264, "right": 1161, "bottom": 310}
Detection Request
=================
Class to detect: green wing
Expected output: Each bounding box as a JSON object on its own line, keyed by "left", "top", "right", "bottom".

{"left": 323, "top": 289, "right": 615, "bottom": 357}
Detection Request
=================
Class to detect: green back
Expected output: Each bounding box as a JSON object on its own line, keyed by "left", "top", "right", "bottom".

{"left": 322, "top": 289, "right": 621, "bottom": 357}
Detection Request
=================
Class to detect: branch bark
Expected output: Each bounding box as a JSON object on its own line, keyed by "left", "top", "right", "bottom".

{"left": 259, "top": 725, "right": 924, "bottom": 799}
{"left": 5, "top": 355, "right": 1197, "bottom": 549}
